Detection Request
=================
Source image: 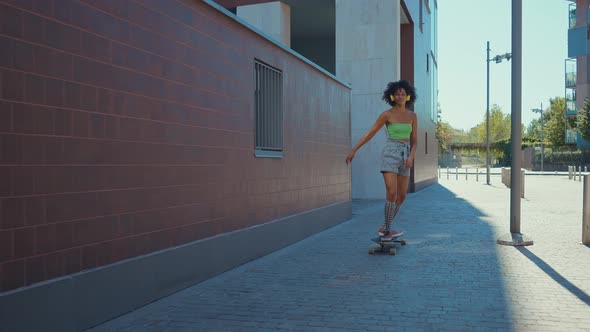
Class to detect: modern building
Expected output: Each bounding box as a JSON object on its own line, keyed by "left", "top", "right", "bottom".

{"left": 215, "top": 0, "right": 439, "bottom": 197}
{"left": 566, "top": 0, "right": 590, "bottom": 146}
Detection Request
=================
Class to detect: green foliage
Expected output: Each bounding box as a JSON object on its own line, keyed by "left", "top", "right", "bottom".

{"left": 436, "top": 96, "right": 590, "bottom": 168}
{"left": 472, "top": 104, "right": 511, "bottom": 143}
{"left": 525, "top": 117, "right": 543, "bottom": 143}
{"left": 541, "top": 146, "right": 590, "bottom": 163}
{"left": 544, "top": 97, "right": 566, "bottom": 146}
{"left": 543, "top": 149, "right": 582, "bottom": 164}
{"left": 492, "top": 138, "right": 535, "bottom": 166}
{"left": 435, "top": 121, "right": 453, "bottom": 151}
{"left": 450, "top": 128, "right": 471, "bottom": 144}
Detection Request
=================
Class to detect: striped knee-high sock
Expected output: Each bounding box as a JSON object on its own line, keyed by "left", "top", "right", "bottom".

{"left": 382, "top": 200, "right": 397, "bottom": 231}
{"left": 391, "top": 203, "right": 401, "bottom": 222}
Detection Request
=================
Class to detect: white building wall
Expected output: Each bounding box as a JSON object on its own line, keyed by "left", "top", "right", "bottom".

{"left": 237, "top": 1, "right": 291, "bottom": 47}
{"left": 403, "top": 0, "right": 439, "bottom": 185}
{"left": 336, "top": 0, "right": 401, "bottom": 199}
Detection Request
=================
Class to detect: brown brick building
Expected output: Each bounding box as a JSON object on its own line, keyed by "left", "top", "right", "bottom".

{"left": 0, "top": 1, "right": 351, "bottom": 330}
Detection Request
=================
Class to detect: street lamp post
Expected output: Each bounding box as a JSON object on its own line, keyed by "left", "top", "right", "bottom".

{"left": 486, "top": 41, "right": 512, "bottom": 185}
{"left": 532, "top": 103, "right": 544, "bottom": 173}
{"left": 497, "top": 0, "right": 533, "bottom": 247}
{"left": 486, "top": 42, "right": 490, "bottom": 185}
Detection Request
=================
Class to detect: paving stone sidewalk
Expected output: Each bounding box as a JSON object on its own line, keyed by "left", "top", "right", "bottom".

{"left": 88, "top": 175, "right": 590, "bottom": 332}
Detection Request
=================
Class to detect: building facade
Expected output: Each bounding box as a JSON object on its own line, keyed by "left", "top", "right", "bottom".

{"left": 0, "top": 1, "right": 351, "bottom": 330}
{"left": 567, "top": 0, "right": 590, "bottom": 146}
{"left": 217, "top": 0, "right": 439, "bottom": 198}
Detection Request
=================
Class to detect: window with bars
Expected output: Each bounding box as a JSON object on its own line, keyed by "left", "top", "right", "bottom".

{"left": 254, "top": 60, "right": 283, "bottom": 157}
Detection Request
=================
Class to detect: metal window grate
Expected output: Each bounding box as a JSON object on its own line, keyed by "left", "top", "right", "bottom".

{"left": 255, "top": 60, "right": 283, "bottom": 156}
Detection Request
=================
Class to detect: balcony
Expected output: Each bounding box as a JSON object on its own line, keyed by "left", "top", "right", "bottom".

{"left": 565, "top": 58, "right": 576, "bottom": 116}
{"left": 566, "top": 99, "right": 577, "bottom": 116}
{"left": 569, "top": 3, "right": 576, "bottom": 29}
{"left": 565, "top": 71, "right": 577, "bottom": 88}
{"left": 565, "top": 58, "right": 576, "bottom": 88}
{"left": 568, "top": 26, "right": 590, "bottom": 57}
{"left": 566, "top": 129, "right": 577, "bottom": 144}
{"left": 567, "top": 3, "right": 590, "bottom": 27}
{"left": 567, "top": 3, "right": 590, "bottom": 58}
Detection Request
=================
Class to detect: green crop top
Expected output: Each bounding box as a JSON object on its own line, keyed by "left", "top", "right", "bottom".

{"left": 386, "top": 123, "right": 412, "bottom": 140}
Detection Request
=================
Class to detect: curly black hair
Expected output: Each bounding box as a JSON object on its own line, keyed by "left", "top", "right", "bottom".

{"left": 382, "top": 80, "right": 417, "bottom": 107}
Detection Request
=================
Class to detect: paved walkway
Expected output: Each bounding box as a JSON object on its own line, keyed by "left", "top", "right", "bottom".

{"left": 88, "top": 175, "right": 590, "bottom": 332}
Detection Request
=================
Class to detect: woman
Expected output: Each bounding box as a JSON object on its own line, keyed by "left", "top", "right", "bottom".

{"left": 345, "top": 80, "right": 418, "bottom": 241}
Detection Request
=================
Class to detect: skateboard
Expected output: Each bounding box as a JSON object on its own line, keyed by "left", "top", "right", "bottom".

{"left": 369, "top": 234, "right": 406, "bottom": 255}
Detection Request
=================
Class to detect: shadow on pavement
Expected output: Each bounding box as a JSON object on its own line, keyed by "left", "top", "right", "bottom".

{"left": 517, "top": 246, "right": 590, "bottom": 306}
{"left": 89, "top": 183, "right": 518, "bottom": 331}
{"left": 351, "top": 183, "right": 516, "bottom": 331}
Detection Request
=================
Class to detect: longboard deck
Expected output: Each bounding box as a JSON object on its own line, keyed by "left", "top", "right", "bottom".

{"left": 370, "top": 233, "right": 404, "bottom": 244}
{"left": 371, "top": 237, "right": 402, "bottom": 245}
{"left": 369, "top": 234, "right": 407, "bottom": 255}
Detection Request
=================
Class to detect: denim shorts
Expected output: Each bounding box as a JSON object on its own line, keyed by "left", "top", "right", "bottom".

{"left": 381, "top": 139, "right": 411, "bottom": 176}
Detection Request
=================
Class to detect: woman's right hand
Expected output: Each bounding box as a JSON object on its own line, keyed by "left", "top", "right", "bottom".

{"left": 345, "top": 151, "right": 355, "bottom": 165}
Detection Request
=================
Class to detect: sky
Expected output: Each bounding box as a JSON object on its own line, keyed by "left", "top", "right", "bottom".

{"left": 438, "top": 0, "right": 571, "bottom": 132}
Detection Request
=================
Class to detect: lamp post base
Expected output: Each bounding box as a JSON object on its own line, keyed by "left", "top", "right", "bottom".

{"left": 497, "top": 232, "right": 534, "bottom": 246}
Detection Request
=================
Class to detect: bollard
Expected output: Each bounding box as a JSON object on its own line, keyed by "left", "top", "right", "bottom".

{"left": 575, "top": 166, "right": 578, "bottom": 180}
{"left": 446, "top": 167, "right": 449, "bottom": 180}
{"left": 580, "top": 166, "right": 583, "bottom": 182}
{"left": 583, "top": 175, "right": 590, "bottom": 244}
{"left": 465, "top": 168, "right": 468, "bottom": 180}
{"left": 476, "top": 168, "right": 479, "bottom": 182}
{"left": 573, "top": 166, "right": 576, "bottom": 180}
{"left": 521, "top": 169, "right": 525, "bottom": 198}
{"left": 574, "top": 166, "right": 576, "bottom": 181}
{"left": 569, "top": 166, "right": 572, "bottom": 180}
{"left": 456, "top": 167, "right": 458, "bottom": 180}
{"left": 574, "top": 166, "right": 577, "bottom": 181}
{"left": 572, "top": 166, "right": 576, "bottom": 181}
{"left": 501, "top": 167, "right": 511, "bottom": 187}
{"left": 586, "top": 166, "right": 588, "bottom": 173}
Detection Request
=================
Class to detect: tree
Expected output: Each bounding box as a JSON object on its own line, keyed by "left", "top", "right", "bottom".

{"left": 577, "top": 99, "right": 590, "bottom": 141}
{"left": 450, "top": 128, "right": 471, "bottom": 144}
{"left": 525, "top": 117, "right": 543, "bottom": 143}
{"left": 472, "top": 104, "right": 511, "bottom": 143}
{"left": 435, "top": 121, "right": 453, "bottom": 151}
{"left": 544, "top": 97, "right": 566, "bottom": 146}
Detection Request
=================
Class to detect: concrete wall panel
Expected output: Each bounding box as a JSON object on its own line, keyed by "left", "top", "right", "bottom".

{"left": 336, "top": 0, "right": 401, "bottom": 199}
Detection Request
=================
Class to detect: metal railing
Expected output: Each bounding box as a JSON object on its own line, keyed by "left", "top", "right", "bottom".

{"left": 255, "top": 60, "right": 283, "bottom": 154}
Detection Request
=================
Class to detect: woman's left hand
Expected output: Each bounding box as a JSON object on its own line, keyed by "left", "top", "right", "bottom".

{"left": 404, "top": 158, "right": 414, "bottom": 168}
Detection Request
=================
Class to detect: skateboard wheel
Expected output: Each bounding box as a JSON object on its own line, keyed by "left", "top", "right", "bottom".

{"left": 389, "top": 248, "right": 396, "bottom": 255}
{"left": 401, "top": 240, "right": 407, "bottom": 245}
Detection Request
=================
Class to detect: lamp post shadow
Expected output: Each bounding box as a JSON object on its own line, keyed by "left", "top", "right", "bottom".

{"left": 516, "top": 246, "right": 590, "bottom": 306}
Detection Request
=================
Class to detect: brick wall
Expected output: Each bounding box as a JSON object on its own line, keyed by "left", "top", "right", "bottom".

{"left": 0, "top": 0, "right": 351, "bottom": 292}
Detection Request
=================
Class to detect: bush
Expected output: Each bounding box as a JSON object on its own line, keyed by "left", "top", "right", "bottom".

{"left": 544, "top": 148, "right": 590, "bottom": 164}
